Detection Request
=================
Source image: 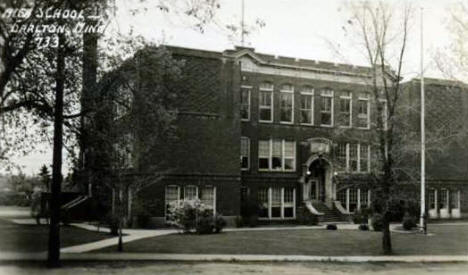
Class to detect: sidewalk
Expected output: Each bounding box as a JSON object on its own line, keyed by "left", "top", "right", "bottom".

{"left": 0, "top": 252, "right": 467, "bottom": 263}
{"left": 60, "top": 224, "right": 177, "bottom": 253}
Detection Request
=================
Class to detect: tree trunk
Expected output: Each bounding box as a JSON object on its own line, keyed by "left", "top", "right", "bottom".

{"left": 382, "top": 212, "right": 392, "bottom": 255}
{"left": 47, "top": 34, "right": 65, "bottom": 268}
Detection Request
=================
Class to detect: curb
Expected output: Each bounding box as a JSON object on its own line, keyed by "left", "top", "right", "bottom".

{"left": 1, "top": 253, "right": 467, "bottom": 263}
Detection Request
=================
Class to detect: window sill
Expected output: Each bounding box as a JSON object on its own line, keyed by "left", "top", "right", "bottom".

{"left": 241, "top": 118, "right": 250, "bottom": 122}
{"left": 280, "top": 121, "right": 294, "bottom": 125}
{"left": 320, "top": 124, "right": 334, "bottom": 128}
{"left": 300, "top": 123, "right": 314, "bottom": 126}
{"left": 259, "top": 120, "right": 273, "bottom": 123}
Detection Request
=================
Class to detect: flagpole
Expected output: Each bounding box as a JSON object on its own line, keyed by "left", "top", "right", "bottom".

{"left": 419, "top": 6, "right": 426, "bottom": 232}
{"left": 241, "top": 0, "right": 245, "bottom": 46}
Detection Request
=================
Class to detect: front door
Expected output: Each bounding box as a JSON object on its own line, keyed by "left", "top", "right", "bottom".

{"left": 308, "top": 178, "right": 325, "bottom": 202}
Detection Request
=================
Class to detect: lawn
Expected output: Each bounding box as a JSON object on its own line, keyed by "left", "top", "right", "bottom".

{"left": 95, "top": 224, "right": 468, "bottom": 256}
{"left": 0, "top": 217, "right": 113, "bottom": 253}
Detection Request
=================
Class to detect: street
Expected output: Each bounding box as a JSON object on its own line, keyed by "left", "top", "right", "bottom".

{"left": 1, "top": 262, "right": 468, "bottom": 275}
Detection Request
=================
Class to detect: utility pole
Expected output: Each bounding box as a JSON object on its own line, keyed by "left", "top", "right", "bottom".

{"left": 419, "top": 7, "right": 426, "bottom": 233}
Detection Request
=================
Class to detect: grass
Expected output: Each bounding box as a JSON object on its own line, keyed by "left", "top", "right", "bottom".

{"left": 95, "top": 224, "right": 468, "bottom": 256}
{"left": 0, "top": 217, "right": 113, "bottom": 253}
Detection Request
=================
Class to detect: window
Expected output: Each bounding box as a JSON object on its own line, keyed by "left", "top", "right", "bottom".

{"left": 349, "top": 188, "right": 358, "bottom": 212}
{"left": 320, "top": 90, "right": 334, "bottom": 126}
{"left": 258, "top": 140, "right": 270, "bottom": 170}
{"left": 258, "top": 188, "right": 269, "bottom": 218}
{"left": 113, "top": 84, "right": 133, "bottom": 120}
{"left": 258, "top": 139, "right": 296, "bottom": 172}
{"left": 184, "top": 186, "right": 198, "bottom": 200}
{"left": 113, "top": 133, "right": 134, "bottom": 169}
{"left": 439, "top": 189, "right": 447, "bottom": 209}
{"left": 338, "top": 91, "right": 352, "bottom": 127}
{"left": 429, "top": 189, "right": 436, "bottom": 209}
{"left": 338, "top": 143, "right": 370, "bottom": 173}
{"left": 454, "top": 190, "right": 461, "bottom": 209}
{"left": 337, "top": 143, "right": 347, "bottom": 171}
{"left": 240, "top": 137, "right": 250, "bottom": 170}
{"left": 271, "top": 188, "right": 282, "bottom": 218}
{"left": 357, "top": 93, "right": 370, "bottom": 128}
{"left": 379, "top": 99, "right": 388, "bottom": 130}
{"left": 259, "top": 82, "right": 273, "bottom": 122}
{"left": 272, "top": 140, "right": 282, "bottom": 170}
{"left": 284, "top": 188, "right": 295, "bottom": 218}
{"left": 258, "top": 187, "right": 296, "bottom": 219}
{"left": 360, "top": 189, "right": 368, "bottom": 208}
{"left": 300, "top": 87, "right": 314, "bottom": 125}
{"left": 201, "top": 186, "right": 215, "bottom": 212}
{"left": 284, "top": 141, "right": 295, "bottom": 171}
{"left": 359, "top": 144, "right": 369, "bottom": 172}
{"left": 280, "top": 84, "right": 294, "bottom": 123}
{"left": 165, "top": 185, "right": 180, "bottom": 218}
{"left": 240, "top": 86, "right": 251, "bottom": 121}
{"left": 349, "top": 144, "right": 358, "bottom": 172}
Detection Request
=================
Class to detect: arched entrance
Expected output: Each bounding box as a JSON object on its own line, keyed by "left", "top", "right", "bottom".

{"left": 303, "top": 156, "right": 334, "bottom": 207}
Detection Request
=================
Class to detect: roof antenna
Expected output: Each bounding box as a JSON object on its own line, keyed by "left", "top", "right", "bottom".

{"left": 241, "top": 0, "right": 245, "bottom": 46}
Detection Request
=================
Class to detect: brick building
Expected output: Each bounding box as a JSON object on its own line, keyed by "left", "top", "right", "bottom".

{"left": 121, "top": 45, "right": 468, "bottom": 225}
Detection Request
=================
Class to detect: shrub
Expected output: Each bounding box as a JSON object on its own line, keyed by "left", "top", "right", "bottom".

{"left": 296, "top": 206, "right": 319, "bottom": 225}
{"left": 167, "top": 199, "right": 225, "bottom": 234}
{"left": 166, "top": 200, "right": 199, "bottom": 232}
{"left": 352, "top": 210, "right": 368, "bottom": 224}
{"left": 359, "top": 224, "right": 369, "bottom": 231}
{"left": 214, "top": 214, "right": 226, "bottom": 233}
{"left": 105, "top": 214, "right": 120, "bottom": 236}
{"left": 326, "top": 224, "right": 337, "bottom": 230}
{"left": 402, "top": 213, "right": 417, "bottom": 230}
{"left": 196, "top": 215, "right": 214, "bottom": 234}
{"left": 371, "top": 213, "right": 384, "bottom": 232}
{"left": 241, "top": 197, "right": 260, "bottom": 227}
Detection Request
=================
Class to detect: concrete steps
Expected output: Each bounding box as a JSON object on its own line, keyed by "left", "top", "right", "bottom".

{"left": 311, "top": 201, "right": 348, "bottom": 223}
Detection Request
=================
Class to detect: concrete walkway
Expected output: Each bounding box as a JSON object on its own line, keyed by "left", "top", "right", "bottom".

{"left": 60, "top": 223, "right": 177, "bottom": 253}
{"left": 0, "top": 252, "right": 467, "bottom": 263}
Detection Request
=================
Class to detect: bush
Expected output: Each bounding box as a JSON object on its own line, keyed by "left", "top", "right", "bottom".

{"left": 105, "top": 214, "right": 120, "bottom": 236}
{"left": 402, "top": 213, "right": 417, "bottom": 230}
{"left": 240, "top": 197, "right": 260, "bottom": 227}
{"left": 167, "top": 199, "right": 225, "bottom": 234}
{"left": 326, "top": 224, "right": 337, "bottom": 230}
{"left": 214, "top": 214, "right": 226, "bottom": 233}
{"left": 371, "top": 213, "right": 384, "bottom": 232}
{"left": 196, "top": 215, "right": 214, "bottom": 234}
{"left": 0, "top": 192, "right": 30, "bottom": 206}
{"left": 359, "top": 224, "right": 369, "bottom": 231}
{"left": 296, "top": 206, "right": 319, "bottom": 225}
{"left": 352, "top": 210, "right": 369, "bottom": 224}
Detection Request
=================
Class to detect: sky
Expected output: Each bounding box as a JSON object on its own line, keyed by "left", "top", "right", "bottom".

{"left": 6, "top": 0, "right": 460, "bottom": 175}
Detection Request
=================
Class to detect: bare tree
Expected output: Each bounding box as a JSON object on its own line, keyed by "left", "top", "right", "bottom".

{"left": 335, "top": 1, "right": 412, "bottom": 254}
{"left": 435, "top": 1, "right": 468, "bottom": 82}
